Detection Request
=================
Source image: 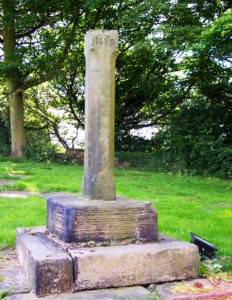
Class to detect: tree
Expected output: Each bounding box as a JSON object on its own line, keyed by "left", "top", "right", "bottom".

{"left": 0, "top": 0, "right": 80, "bottom": 156}
{"left": 1, "top": 0, "right": 230, "bottom": 157}
{"left": 151, "top": 7, "right": 232, "bottom": 177}
{"left": 114, "top": 0, "right": 231, "bottom": 149}
{"left": 14, "top": 0, "right": 169, "bottom": 151}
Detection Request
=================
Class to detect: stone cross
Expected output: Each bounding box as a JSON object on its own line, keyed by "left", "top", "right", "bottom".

{"left": 82, "top": 30, "right": 118, "bottom": 200}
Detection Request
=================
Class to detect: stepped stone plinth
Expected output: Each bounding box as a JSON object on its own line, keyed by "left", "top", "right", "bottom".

{"left": 17, "top": 227, "right": 199, "bottom": 297}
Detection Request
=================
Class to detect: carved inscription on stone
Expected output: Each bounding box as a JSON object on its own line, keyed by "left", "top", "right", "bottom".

{"left": 92, "top": 35, "right": 116, "bottom": 46}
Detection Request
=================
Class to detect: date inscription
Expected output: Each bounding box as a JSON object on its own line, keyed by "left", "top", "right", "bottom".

{"left": 93, "top": 35, "right": 116, "bottom": 47}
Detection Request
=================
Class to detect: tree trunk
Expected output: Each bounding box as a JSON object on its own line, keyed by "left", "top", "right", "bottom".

{"left": 2, "top": 0, "right": 26, "bottom": 156}
{"left": 9, "top": 91, "right": 26, "bottom": 156}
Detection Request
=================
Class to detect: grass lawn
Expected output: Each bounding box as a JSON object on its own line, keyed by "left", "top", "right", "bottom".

{"left": 0, "top": 160, "right": 232, "bottom": 269}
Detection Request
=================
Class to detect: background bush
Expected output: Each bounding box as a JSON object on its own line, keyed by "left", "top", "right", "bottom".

{"left": 24, "top": 131, "right": 57, "bottom": 162}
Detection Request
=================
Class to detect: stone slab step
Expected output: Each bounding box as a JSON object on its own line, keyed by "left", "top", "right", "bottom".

{"left": 69, "top": 239, "right": 199, "bottom": 291}
{"left": 8, "top": 174, "right": 29, "bottom": 178}
{"left": 0, "top": 191, "right": 78, "bottom": 199}
{"left": 6, "top": 286, "right": 153, "bottom": 300}
{"left": 0, "top": 179, "right": 15, "bottom": 185}
{"left": 16, "top": 227, "right": 199, "bottom": 296}
{"left": 0, "top": 190, "right": 38, "bottom": 198}
{"left": 16, "top": 227, "right": 73, "bottom": 297}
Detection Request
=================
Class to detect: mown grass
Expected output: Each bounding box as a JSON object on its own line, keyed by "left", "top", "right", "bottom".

{"left": 0, "top": 160, "right": 231, "bottom": 269}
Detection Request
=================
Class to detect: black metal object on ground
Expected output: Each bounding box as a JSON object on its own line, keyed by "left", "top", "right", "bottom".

{"left": 190, "top": 232, "right": 218, "bottom": 258}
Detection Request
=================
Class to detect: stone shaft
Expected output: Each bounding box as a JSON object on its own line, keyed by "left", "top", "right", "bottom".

{"left": 83, "top": 30, "right": 118, "bottom": 200}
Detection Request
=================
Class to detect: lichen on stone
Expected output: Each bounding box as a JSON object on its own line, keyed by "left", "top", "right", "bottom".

{"left": 0, "top": 273, "right": 5, "bottom": 283}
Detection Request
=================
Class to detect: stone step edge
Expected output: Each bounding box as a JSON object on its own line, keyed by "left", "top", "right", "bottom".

{"left": 16, "top": 226, "right": 199, "bottom": 297}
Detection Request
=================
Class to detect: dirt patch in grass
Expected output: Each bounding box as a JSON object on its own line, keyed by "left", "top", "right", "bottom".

{"left": 0, "top": 248, "right": 17, "bottom": 270}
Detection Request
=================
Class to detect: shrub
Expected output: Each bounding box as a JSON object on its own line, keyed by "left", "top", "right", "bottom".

{"left": 24, "top": 131, "right": 57, "bottom": 162}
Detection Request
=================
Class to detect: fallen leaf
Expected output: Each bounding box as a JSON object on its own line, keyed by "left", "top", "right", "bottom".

{"left": 193, "top": 282, "right": 203, "bottom": 288}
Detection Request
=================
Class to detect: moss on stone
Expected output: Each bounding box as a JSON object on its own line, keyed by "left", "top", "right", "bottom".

{"left": 0, "top": 273, "right": 5, "bottom": 283}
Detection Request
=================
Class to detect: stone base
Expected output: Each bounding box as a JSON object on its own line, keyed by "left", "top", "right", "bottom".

{"left": 69, "top": 239, "right": 199, "bottom": 291}
{"left": 47, "top": 196, "right": 158, "bottom": 243}
{"left": 16, "top": 227, "right": 199, "bottom": 296}
{"left": 16, "top": 227, "right": 73, "bottom": 297}
{"left": 6, "top": 286, "right": 153, "bottom": 300}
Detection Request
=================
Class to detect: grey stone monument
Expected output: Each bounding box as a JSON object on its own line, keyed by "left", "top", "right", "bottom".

{"left": 15, "top": 30, "right": 199, "bottom": 297}
{"left": 83, "top": 30, "right": 117, "bottom": 200}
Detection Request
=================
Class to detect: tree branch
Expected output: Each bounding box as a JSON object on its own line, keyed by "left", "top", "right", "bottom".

{"left": 15, "top": 21, "right": 47, "bottom": 39}
{"left": 25, "top": 124, "right": 48, "bottom": 131}
{"left": 0, "top": 29, "right": 3, "bottom": 43}
{"left": 16, "top": 3, "right": 80, "bottom": 92}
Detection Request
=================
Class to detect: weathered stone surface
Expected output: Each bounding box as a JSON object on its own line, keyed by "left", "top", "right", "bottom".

{"left": 41, "top": 192, "right": 77, "bottom": 198}
{"left": 0, "top": 179, "right": 15, "bottom": 185}
{"left": 8, "top": 174, "right": 29, "bottom": 179}
{"left": 47, "top": 196, "right": 158, "bottom": 243}
{"left": 69, "top": 239, "right": 199, "bottom": 291}
{"left": 0, "top": 266, "right": 31, "bottom": 295}
{"left": 0, "top": 190, "right": 37, "bottom": 198}
{"left": 82, "top": 30, "right": 118, "bottom": 200}
{"left": 16, "top": 228, "right": 73, "bottom": 297}
{"left": 156, "top": 278, "right": 232, "bottom": 300}
{"left": 6, "top": 286, "right": 153, "bottom": 300}
{"left": 0, "top": 248, "right": 30, "bottom": 295}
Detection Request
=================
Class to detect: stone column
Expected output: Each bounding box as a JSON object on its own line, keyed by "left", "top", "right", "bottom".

{"left": 82, "top": 30, "right": 118, "bottom": 200}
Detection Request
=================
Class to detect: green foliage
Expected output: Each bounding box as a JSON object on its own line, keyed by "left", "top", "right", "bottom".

{"left": 24, "top": 131, "right": 57, "bottom": 162}
{"left": 0, "top": 0, "right": 231, "bottom": 168}
{"left": 115, "top": 134, "right": 153, "bottom": 152}
{"left": 152, "top": 96, "right": 232, "bottom": 178}
{"left": 0, "top": 96, "right": 10, "bottom": 156}
{"left": 197, "top": 8, "right": 232, "bottom": 61}
{"left": 199, "top": 258, "right": 223, "bottom": 276}
{"left": 0, "top": 0, "right": 79, "bottom": 86}
{"left": 0, "top": 145, "right": 11, "bottom": 157}
{"left": 0, "top": 289, "right": 10, "bottom": 299}
{"left": 219, "top": 256, "right": 232, "bottom": 272}
{"left": 116, "top": 145, "right": 232, "bottom": 179}
{"left": 116, "top": 151, "right": 153, "bottom": 168}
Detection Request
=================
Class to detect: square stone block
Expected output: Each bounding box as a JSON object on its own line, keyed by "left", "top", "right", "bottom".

{"left": 69, "top": 237, "right": 199, "bottom": 291}
{"left": 47, "top": 196, "right": 158, "bottom": 243}
{"left": 16, "top": 227, "right": 73, "bottom": 297}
